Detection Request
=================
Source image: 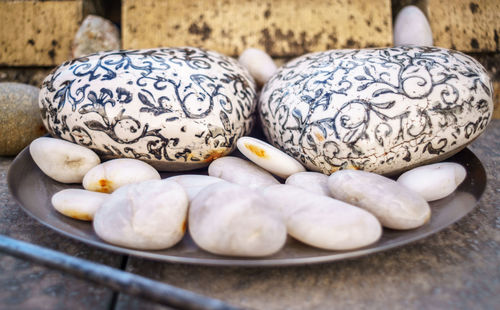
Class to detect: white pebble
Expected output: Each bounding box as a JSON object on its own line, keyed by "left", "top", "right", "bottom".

{"left": 285, "top": 171, "right": 330, "bottom": 196}
{"left": 83, "top": 158, "right": 160, "bottom": 193}
{"left": 51, "top": 189, "right": 109, "bottom": 221}
{"left": 166, "top": 174, "right": 225, "bottom": 201}
{"left": 189, "top": 182, "right": 286, "bottom": 257}
{"left": 397, "top": 162, "right": 466, "bottom": 201}
{"left": 393, "top": 5, "right": 433, "bottom": 46}
{"left": 208, "top": 156, "right": 279, "bottom": 189}
{"left": 238, "top": 48, "right": 277, "bottom": 85}
{"left": 93, "top": 180, "right": 188, "bottom": 250}
{"left": 29, "top": 137, "right": 100, "bottom": 183}
{"left": 237, "top": 136, "right": 305, "bottom": 178}
{"left": 328, "top": 170, "right": 431, "bottom": 230}
{"left": 261, "top": 184, "right": 382, "bottom": 250}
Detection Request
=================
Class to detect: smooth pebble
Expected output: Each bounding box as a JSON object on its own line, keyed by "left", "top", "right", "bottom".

{"left": 208, "top": 156, "right": 279, "bottom": 189}
{"left": 189, "top": 182, "right": 286, "bottom": 257}
{"left": 93, "top": 180, "right": 188, "bottom": 250}
{"left": 51, "top": 189, "right": 109, "bottom": 221}
{"left": 30, "top": 137, "right": 101, "bottom": 183}
{"left": 397, "top": 162, "right": 466, "bottom": 201}
{"left": 393, "top": 5, "right": 433, "bottom": 46}
{"left": 238, "top": 48, "right": 277, "bottom": 86}
{"left": 261, "top": 184, "right": 382, "bottom": 250}
{"left": 237, "top": 136, "right": 305, "bottom": 178}
{"left": 328, "top": 170, "right": 431, "bottom": 230}
{"left": 167, "top": 174, "right": 225, "bottom": 201}
{"left": 285, "top": 171, "right": 330, "bottom": 196}
{"left": 83, "top": 158, "right": 160, "bottom": 193}
{"left": 0, "top": 82, "right": 46, "bottom": 155}
{"left": 72, "top": 15, "right": 121, "bottom": 58}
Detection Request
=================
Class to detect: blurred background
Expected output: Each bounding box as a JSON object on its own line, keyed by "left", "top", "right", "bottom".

{"left": 0, "top": 0, "right": 498, "bottom": 118}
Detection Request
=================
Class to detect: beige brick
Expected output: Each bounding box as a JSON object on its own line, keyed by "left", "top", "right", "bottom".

{"left": 122, "top": 0, "right": 392, "bottom": 57}
{"left": 427, "top": 0, "right": 500, "bottom": 52}
{"left": 0, "top": 1, "right": 85, "bottom": 66}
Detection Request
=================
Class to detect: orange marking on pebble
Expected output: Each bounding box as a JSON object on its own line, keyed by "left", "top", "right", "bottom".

{"left": 244, "top": 143, "right": 269, "bottom": 159}
{"left": 181, "top": 220, "right": 187, "bottom": 233}
{"left": 96, "top": 179, "right": 113, "bottom": 193}
{"left": 63, "top": 210, "right": 92, "bottom": 221}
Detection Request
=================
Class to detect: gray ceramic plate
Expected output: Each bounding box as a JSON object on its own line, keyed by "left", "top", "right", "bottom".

{"left": 7, "top": 147, "right": 486, "bottom": 266}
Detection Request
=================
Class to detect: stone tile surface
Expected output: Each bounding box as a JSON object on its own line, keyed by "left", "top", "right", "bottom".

{"left": 0, "top": 121, "right": 497, "bottom": 310}
{"left": 116, "top": 120, "right": 500, "bottom": 310}
{"left": 0, "top": 156, "right": 122, "bottom": 310}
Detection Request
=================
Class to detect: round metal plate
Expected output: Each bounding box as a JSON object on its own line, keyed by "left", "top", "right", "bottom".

{"left": 7, "top": 147, "right": 486, "bottom": 266}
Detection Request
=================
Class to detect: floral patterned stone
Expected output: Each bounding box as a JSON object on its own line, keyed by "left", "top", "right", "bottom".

{"left": 39, "top": 47, "right": 257, "bottom": 171}
{"left": 259, "top": 46, "right": 493, "bottom": 175}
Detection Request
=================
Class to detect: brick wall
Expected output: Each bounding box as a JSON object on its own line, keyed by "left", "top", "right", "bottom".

{"left": 0, "top": 0, "right": 498, "bottom": 116}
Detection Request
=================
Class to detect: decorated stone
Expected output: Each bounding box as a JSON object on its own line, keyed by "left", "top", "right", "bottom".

{"left": 39, "top": 47, "right": 257, "bottom": 171}
{"left": 0, "top": 83, "right": 46, "bottom": 156}
{"left": 259, "top": 46, "right": 493, "bottom": 175}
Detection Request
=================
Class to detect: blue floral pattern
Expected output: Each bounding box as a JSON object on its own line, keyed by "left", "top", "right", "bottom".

{"left": 259, "top": 46, "right": 493, "bottom": 174}
{"left": 39, "top": 47, "right": 256, "bottom": 170}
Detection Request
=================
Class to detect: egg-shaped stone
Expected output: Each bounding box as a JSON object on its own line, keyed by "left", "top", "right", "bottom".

{"left": 397, "top": 162, "right": 466, "bottom": 201}
{"left": 39, "top": 47, "right": 257, "bottom": 171}
{"left": 237, "top": 136, "right": 305, "bottom": 178}
{"left": 166, "top": 174, "right": 225, "bottom": 201}
{"left": 83, "top": 158, "right": 160, "bottom": 193}
{"left": 259, "top": 46, "right": 493, "bottom": 175}
{"left": 51, "top": 189, "right": 109, "bottom": 221}
{"left": 262, "top": 184, "right": 382, "bottom": 250}
{"left": 285, "top": 171, "right": 330, "bottom": 196}
{"left": 189, "top": 182, "right": 286, "bottom": 257}
{"left": 328, "top": 170, "right": 431, "bottom": 230}
{"left": 393, "top": 6, "right": 433, "bottom": 46}
{"left": 238, "top": 48, "right": 277, "bottom": 86}
{"left": 30, "top": 137, "right": 101, "bottom": 183}
{"left": 208, "top": 156, "right": 279, "bottom": 189}
{"left": 93, "top": 179, "right": 188, "bottom": 250}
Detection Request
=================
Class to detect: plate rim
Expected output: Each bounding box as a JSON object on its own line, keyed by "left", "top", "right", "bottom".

{"left": 6, "top": 146, "right": 487, "bottom": 267}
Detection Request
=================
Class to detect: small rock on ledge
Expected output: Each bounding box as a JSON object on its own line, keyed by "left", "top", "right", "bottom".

{"left": 72, "top": 15, "right": 121, "bottom": 58}
{"left": 0, "top": 82, "right": 46, "bottom": 156}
